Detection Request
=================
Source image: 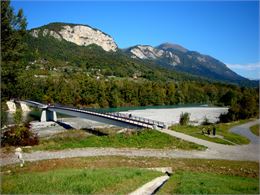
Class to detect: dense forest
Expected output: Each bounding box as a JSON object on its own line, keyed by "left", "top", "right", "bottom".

{"left": 1, "top": 0, "right": 259, "bottom": 124}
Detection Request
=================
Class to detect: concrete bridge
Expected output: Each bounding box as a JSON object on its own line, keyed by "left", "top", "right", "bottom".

{"left": 18, "top": 100, "right": 166, "bottom": 129}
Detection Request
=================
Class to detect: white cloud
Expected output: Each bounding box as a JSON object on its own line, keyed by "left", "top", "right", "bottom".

{"left": 226, "top": 62, "right": 260, "bottom": 71}
{"left": 226, "top": 62, "right": 260, "bottom": 80}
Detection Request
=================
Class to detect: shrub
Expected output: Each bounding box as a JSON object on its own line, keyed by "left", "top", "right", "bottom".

{"left": 202, "top": 116, "right": 211, "bottom": 125}
{"left": 1, "top": 125, "right": 39, "bottom": 147}
{"left": 14, "top": 109, "right": 23, "bottom": 125}
{"left": 179, "top": 112, "right": 190, "bottom": 126}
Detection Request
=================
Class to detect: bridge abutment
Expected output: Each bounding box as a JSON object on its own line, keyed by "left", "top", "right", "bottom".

{"left": 40, "top": 109, "right": 57, "bottom": 122}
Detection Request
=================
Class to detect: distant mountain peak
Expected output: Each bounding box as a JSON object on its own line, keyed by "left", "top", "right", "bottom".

{"left": 29, "top": 22, "right": 118, "bottom": 52}
{"left": 157, "top": 42, "right": 188, "bottom": 53}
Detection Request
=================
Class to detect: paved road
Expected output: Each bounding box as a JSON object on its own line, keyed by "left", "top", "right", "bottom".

{"left": 1, "top": 120, "right": 259, "bottom": 166}
{"left": 230, "top": 120, "right": 260, "bottom": 144}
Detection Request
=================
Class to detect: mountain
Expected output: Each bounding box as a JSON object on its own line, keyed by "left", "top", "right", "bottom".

{"left": 125, "top": 43, "right": 252, "bottom": 85}
{"left": 29, "top": 22, "right": 118, "bottom": 52}
{"left": 26, "top": 22, "right": 257, "bottom": 86}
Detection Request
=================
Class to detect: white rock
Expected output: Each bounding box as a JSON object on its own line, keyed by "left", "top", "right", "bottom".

{"left": 30, "top": 29, "right": 40, "bottom": 38}
{"left": 130, "top": 45, "right": 181, "bottom": 65}
{"left": 49, "top": 30, "right": 62, "bottom": 41}
{"left": 42, "top": 29, "right": 49, "bottom": 37}
{"left": 58, "top": 25, "right": 117, "bottom": 52}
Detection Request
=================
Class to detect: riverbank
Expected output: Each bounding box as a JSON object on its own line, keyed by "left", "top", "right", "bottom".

{"left": 120, "top": 107, "right": 228, "bottom": 126}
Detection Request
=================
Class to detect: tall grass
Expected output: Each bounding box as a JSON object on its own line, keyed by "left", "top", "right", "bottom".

{"left": 1, "top": 167, "right": 162, "bottom": 194}
{"left": 33, "top": 129, "right": 206, "bottom": 151}
{"left": 171, "top": 120, "right": 251, "bottom": 145}
{"left": 159, "top": 171, "right": 259, "bottom": 194}
{"left": 250, "top": 124, "right": 259, "bottom": 136}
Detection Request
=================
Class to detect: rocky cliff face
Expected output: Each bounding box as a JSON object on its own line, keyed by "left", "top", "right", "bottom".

{"left": 30, "top": 23, "right": 118, "bottom": 52}
{"left": 128, "top": 45, "right": 181, "bottom": 66}
{"left": 125, "top": 43, "right": 246, "bottom": 82}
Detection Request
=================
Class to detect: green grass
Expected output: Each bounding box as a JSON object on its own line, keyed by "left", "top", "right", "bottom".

{"left": 1, "top": 167, "right": 162, "bottom": 194}
{"left": 2, "top": 157, "right": 259, "bottom": 194}
{"left": 171, "top": 120, "right": 251, "bottom": 145}
{"left": 159, "top": 171, "right": 259, "bottom": 194}
{"left": 250, "top": 124, "right": 259, "bottom": 136}
{"left": 31, "top": 129, "right": 206, "bottom": 151}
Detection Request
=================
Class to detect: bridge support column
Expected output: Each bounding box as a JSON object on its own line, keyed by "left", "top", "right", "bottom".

{"left": 40, "top": 109, "right": 57, "bottom": 122}
{"left": 20, "top": 102, "right": 31, "bottom": 112}
{"left": 6, "top": 100, "right": 16, "bottom": 112}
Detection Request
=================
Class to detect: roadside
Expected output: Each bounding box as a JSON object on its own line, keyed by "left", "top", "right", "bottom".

{"left": 1, "top": 120, "right": 259, "bottom": 166}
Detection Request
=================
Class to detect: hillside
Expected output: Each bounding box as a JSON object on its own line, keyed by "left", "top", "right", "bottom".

{"left": 125, "top": 43, "right": 255, "bottom": 86}
{"left": 24, "top": 22, "right": 257, "bottom": 87}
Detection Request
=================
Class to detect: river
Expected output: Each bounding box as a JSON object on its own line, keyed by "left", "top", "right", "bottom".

{"left": 5, "top": 104, "right": 228, "bottom": 126}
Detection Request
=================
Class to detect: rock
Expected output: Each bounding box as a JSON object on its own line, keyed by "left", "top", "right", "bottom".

{"left": 30, "top": 23, "right": 118, "bottom": 52}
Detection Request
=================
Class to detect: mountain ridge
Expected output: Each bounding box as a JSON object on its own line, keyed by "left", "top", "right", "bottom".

{"left": 26, "top": 22, "right": 256, "bottom": 86}
{"left": 29, "top": 22, "right": 118, "bottom": 52}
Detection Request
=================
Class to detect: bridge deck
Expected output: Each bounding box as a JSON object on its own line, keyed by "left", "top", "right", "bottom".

{"left": 22, "top": 100, "right": 166, "bottom": 129}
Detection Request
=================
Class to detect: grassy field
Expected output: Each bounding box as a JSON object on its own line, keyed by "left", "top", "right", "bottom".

{"left": 159, "top": 171, "right": 259, "bottom": 194}
{"left": 30, "top": 129, "right": 206, "bottom": 151}
{"left": 1, "top": 167, "right": 162, "bottom": 194}
{"left": 2, "top": 156, "right": 259, "bottom": 194}
{"left": 171, "top": 120, "right": 252, "bottom": 145}
{"left": 250, "top": 124, "right": 259, "bottom": 136}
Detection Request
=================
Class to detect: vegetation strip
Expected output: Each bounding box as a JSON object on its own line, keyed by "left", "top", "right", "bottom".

{"left": 1, "top": 157, "right": 259, "bottom": 194}
{"left": 158, "top": 171, "right": 259, "bottom": 194}
{"left": 250, "top": 124, "right": 259, "bottom": 136}
{"left": 1, "top": 167, "right": 162, "bottom": 194}
{"left": 170, "top": 120, "right": 252, "bottom": 145}
{"left": 27, "top": 129, "right": 206, "bottom": 151}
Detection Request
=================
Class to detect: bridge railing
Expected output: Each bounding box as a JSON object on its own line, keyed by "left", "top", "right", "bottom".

{"left": 45, "top": 103, "right": 166, "bottom": 129}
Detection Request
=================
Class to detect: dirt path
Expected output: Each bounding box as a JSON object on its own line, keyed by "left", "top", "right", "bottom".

{"left": 1, "top": 120, "right": 259, "bottom": 166}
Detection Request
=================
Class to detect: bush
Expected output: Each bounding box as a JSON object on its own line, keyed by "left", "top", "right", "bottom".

{"left": 179, "top": 112, "right": 190, "bottom": 126}
{"left": 1, "top": 125, "right": 39, "bottom": 147}
{"left": 14, "top": 109, "right": 23, "bottom": 125}
{"left": 202, "top": 116, "right": 211, "bottom": 125}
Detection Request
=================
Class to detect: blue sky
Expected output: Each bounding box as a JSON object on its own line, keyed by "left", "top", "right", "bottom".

{"left": 12, "top": 0, "right": 259, "bottom": 79}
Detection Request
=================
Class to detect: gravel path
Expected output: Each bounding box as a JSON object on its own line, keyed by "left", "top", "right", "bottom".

{"left": 1, "top": 120, "right": 259, "bottom": 166}
{"left": 230, "top": 120, "right": 260, "bottom": 144}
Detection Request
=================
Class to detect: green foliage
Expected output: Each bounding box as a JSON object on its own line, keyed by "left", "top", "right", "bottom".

{"left": 13, "top": 109, "right": 22, "bottom": 125}
{"left": 202, "top": 116, "right": 211, "bottom": 125}
{"left": 1, "top": 104, "right": 8, "bottom": 127}
{"left": 219, "top": 90, "right": 259, "bottom": 123}
{"left": 250, "top": 124, "right": 259, "bottom": 136}
{"left": 171, "top": 120, "right": 251, "bottom": 145}
{"left": 1, "top": 0, "right": 27, "bottom": 99}
{"left": 32, "top": 129, "right": 206, "bottom": 151}
{"left": 1, "top": 125, "right": 39, "bottom": 146}
{"left": 1, "top": 167, "right": 162, "bottom": 194}
{"left": 159, "top": 171, "right": 259, "bottom": 194}
{"left": 179, "top": 112, "right": 190, "bottom": 126}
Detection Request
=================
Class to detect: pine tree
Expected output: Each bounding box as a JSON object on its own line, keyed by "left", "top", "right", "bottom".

{"left": 1, "top": 0, "right": 27, "bottom": 99}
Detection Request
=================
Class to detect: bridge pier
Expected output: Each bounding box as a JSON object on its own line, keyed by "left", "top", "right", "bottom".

{"left": 6, "top": 100, "right": 16, "bottom": 112}
{"left": 19, "top": 102, "right": 31, "bottom": 112}
{"left": 40, "top": 109, "right": 57, "bottom": 122}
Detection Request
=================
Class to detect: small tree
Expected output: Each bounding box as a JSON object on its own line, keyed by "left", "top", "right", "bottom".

{"left": 202, "top": 116, "right": 211, "bottom": 125}
{"left": 179, "top": 112, "right": 190, "bottom": 126}
{"left": 14, "top": 108, "right": 22, "bottom": 125}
